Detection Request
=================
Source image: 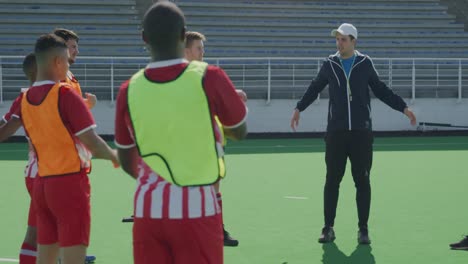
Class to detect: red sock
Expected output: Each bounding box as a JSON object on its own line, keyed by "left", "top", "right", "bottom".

{"left": 19, "top": 242, "right": 36, "bottom": 264}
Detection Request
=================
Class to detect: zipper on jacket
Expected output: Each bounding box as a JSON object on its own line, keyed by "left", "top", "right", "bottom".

{"left": 339, "top": 54, "right": 356, "bottom": 130}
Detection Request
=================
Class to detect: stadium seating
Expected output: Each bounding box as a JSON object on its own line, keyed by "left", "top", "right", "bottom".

{"left": 177, "top": 0, "right": 468, "bottom": 98}
{"left": 0, "top": 0, "right": 143, "bottom": 99}
{"left": 0, "top": 0, "right": 142, "bottom": 57}
{"left": 1, "top": 0, "right": 468, "bottom": 100}
{"left": 176, "top": 0, "right": 468, "bottom": 58}
{"left": 1, "top": 0, "right": 465, "bottom": 58}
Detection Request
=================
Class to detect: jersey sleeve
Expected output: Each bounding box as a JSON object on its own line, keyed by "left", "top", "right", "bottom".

{"left": 58, "top": 86, "right": 96, "bottom": 135}
{"left": 4, "top": 93, "right": 24, "bottom": 121}
{"left": 114, "top": 80, "right": 136, "bottom": 148}
{"left": 204, "top": 66, "right": 248, "bottom": 128}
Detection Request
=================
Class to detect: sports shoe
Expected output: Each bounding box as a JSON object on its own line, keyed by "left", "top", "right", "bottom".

{"left": 224, "top": 228, "right": 239, "bottom": 247}
{"left": 450, "top": 236, "right": 468, "bottom": 250}
{"left": 358, "top": 229, "right": 371, "bottom": 245}
{"left": 318, "top": 226, "right": 336, "bottom": 243}
{"left": 58, "top": 255, "right": 96, "bottom": 264}
{"left": 85, "top": 255, "right": 96, "bottom": 263}
{"left": 122, "top": 215, "right": 134, "bottom": 223}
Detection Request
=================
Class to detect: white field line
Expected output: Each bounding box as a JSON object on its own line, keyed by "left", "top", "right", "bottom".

{"left": 0, "top": 258, "right": 19, "bottom": 263}
{"left": 284, "top": 196, "right": 309, "bottom": 200}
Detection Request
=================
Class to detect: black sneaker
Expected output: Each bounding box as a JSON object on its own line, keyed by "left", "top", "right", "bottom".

{"left": 358, "top": 229, "right": 371, "bottom": 245}
{"left": 122, "top": 215, "right": 134, "bottom": 223}
{"left": 450, "top": 236, "right": 468, "bottom": 250}
{"left": 224, "top": 228, "right": 239, "bottom": 247}
{"left": 318, "top": 227, "right": 336, "bottom": 243}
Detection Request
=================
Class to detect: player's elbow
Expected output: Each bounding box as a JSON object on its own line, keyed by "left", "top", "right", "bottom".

{"left": 121, "top": 162, "right": 136, "bottom": 178}
{"left": 118, "top": 148, "right": 139, "bottom": 178}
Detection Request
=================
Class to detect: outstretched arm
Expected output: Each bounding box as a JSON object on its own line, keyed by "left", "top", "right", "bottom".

{"left": 368, "top": 59, "right": 407, "bottom": 113}
{"left": 368, "top": 60, "right": 416, "bottom": 126}
{"left": 291, "top": 61, "right": 329, "bottom": 131}
{"left": 77, "top": 129, "right": 119, "bottom": 167}
{"left": 295, "top": 61, "right": 329, "bottom": 112}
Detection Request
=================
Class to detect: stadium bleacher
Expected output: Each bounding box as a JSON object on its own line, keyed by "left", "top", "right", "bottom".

{"left": 0, "top": 0, "right": 466, "bottom": 58}
{"left": 179, "top": 0, "right": 468, "bottom": 58}
{"left": 1, "top": 0, "right": 468, "bottom": 100}
{"left": 0, "top": 0, "right": 142, "bottom": 56}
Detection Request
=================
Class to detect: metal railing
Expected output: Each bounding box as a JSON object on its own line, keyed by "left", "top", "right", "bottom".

{"left": 1, "top": 56, "right": 468, "bottom": 104}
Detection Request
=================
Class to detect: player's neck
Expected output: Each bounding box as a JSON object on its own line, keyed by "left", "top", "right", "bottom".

{"left": 150, "top": 47, "right": 184, "bottom": 63}
{"left": 35, "top": 71, "right": 60, "bottom": 84}
{"left": 151, "top": 55, "right": 183, "bottom": 63}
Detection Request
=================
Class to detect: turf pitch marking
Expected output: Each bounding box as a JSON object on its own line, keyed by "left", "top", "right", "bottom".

{"left": 284, "top": 196, "right": 309, "bottom": 200}
{"left": 0, "top": 258, "right": 19, "bottom": 263}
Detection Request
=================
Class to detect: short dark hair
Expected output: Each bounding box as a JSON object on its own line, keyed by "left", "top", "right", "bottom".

{"left": 350, "top": 35, "right": 356, "bottom": 41}
{"left": 53, "top": 28, "right": 79, "bottom": 43}
{"left": 142, "top": 1, "right": 185, "bottom": 52}
{"left": 34, "top": 34, "right": 68, "bottom": 63}
{"left": 185, "top": 31, "right": 206, "bottom": 48}
{"left": 22, "top": 53, "right": 36, "bottom": 76}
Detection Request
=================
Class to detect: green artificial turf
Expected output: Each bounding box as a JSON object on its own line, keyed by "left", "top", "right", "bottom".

{"left": 1, "top": 137, "right": 467, "bottom": 263}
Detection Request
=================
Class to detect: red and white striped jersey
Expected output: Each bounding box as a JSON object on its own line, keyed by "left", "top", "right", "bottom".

{"left": 115, "top": 60, "right": 248, "bottom": 220}
{"left": 22, "top": 138, "right": 91, "bottom": 179}
{"left": 133, "top": 161, "right": 221, "bottom": 219}
{"left": 24, "top": 150, "right": 37, "bottom": 178}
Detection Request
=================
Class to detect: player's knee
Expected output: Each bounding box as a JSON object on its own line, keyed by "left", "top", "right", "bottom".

{"left": 60, "top": 245, "right": 87, "bottom": 264}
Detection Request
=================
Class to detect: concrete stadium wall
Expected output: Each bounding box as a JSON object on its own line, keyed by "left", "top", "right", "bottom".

{"left": 2, "top": 98, "right": 467, "bottom": 136}
{"left": 239, "top": 98, "right": 467, "bottom": 133}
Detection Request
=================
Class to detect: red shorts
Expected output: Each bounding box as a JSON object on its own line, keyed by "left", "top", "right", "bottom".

{"left": 25, "top": 177, "right": 36, "bottom": 227}
{"left": 133, "top": 215, "right": 223, "bottom": 264}
{"left": 33, "top": 172, "right": 91, "bottom": 247}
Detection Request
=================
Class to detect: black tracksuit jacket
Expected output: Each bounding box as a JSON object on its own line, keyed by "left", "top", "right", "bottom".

{"left": 296, "top": 51, "right": 407, "bottom": 131}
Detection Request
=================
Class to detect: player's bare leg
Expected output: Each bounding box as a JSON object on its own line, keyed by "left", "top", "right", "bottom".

{"left": 60, "top": 245, "right": 87, "bottom": 264}
{"left": 23, "top": 226, "right": 37, "bottom": 247}
{"left": 37, "top": 243, "right": 59, "bottom": 264}
{"left": 214, "top": 180, "right": 220, "bottom": 193}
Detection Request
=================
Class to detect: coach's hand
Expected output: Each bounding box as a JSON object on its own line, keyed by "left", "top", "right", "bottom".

{"left": 236, "top": 89, "right": 247, "bottom": 102}
{"left": 404, "top": 107, "right": 417, "bottom": 126}
{"left": 85, "top": 93, "right": 97, "bottom": 109}
{"left": 290, "top": 108, "right": 300, "bottom": 131}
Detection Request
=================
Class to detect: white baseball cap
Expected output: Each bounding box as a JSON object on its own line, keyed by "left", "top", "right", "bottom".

{"left": 331, "top": 23, "right": 358, "bottom": 39}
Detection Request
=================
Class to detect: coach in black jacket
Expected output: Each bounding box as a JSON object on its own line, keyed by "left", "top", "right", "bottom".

{"left": 290, "top": 23, "right": 416, "bottom": 245}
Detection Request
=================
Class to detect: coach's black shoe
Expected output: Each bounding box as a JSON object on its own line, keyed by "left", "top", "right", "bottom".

{"left": 358, "top": 228, "right": 371, "bottom": 245}
{"left": 224, "top": 228, "right": 239, "bottom": 247}
{"left": 450, "top": 236, "right": 468, "bottom": 250}
{"left": 318, "top": 226, "right": 336, "bottom": 243}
